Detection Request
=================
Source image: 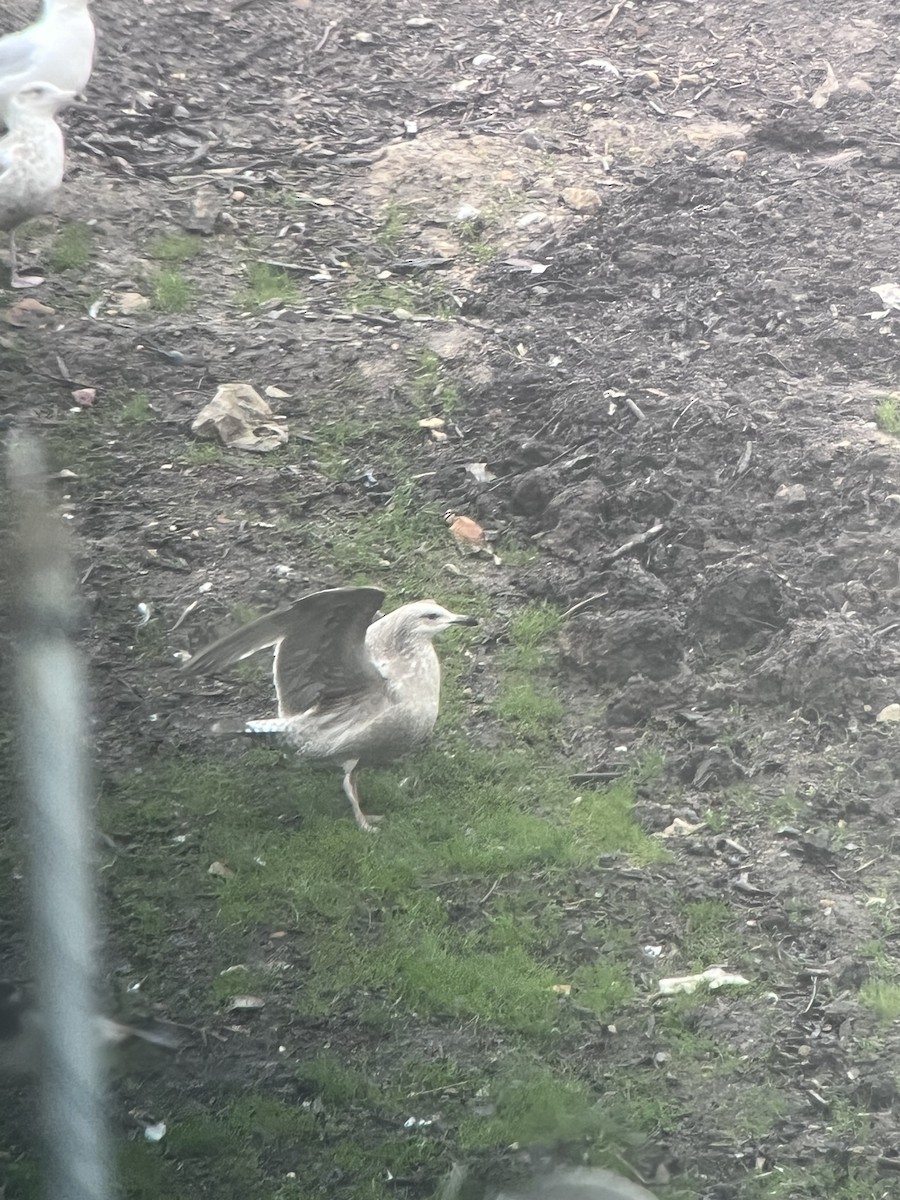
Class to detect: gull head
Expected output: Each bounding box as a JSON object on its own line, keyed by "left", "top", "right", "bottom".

{"left": 7, "top": 82, "right": 78, "bottom": 120}
{"left": 396, "top": 600, "right": 479, "bottom": 640}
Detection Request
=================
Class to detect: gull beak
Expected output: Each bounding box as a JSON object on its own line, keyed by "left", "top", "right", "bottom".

{"left": 451, "top": 613, "right": 479, "bottom": 627}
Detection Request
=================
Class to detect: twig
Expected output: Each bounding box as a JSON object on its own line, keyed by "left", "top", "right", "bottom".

{"left": 672, "top": 397, "right": 698, "bottom": 428}
{"left": 314, "top": 22, "right": 337, "bottom": 52}
{"left": 601, "top": 2, "right": 625, "bottom": 31}
{"left": 624, "top": 397, "right": 646, "bottom": 421}
{"left": 734, "top": 440, "right": 753, "bottom": 477}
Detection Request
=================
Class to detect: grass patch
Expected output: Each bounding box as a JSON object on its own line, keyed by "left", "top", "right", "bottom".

{"left": 49, "top": 222, "right": 91, "bottom": 270}
{"left": 375, "top": 202, "right": 413, "bottom": 254}
{"left": 182, "top": 442, "right": 223, "bottom": 466}
{"left": 240, "top": 262, "right": 302, "bottom": 307}
{"left": 494, "top": 678, "right": 564, "bottom": 736}
{"left": 347, "top": 278, "right": 418, "bottom": 311}
{"left": 104, "top": 741, "right": 657, "bottom": 1026}
{"left": 875, "top": 392, "right": 900, "bottom": 436}
{"left": 147, "top": 233, "right": 205, "bottom": 261}
{"left": 858, "top": 977, "right": 900, "bottom": 1021}
{"left": 114, "top": 392, "right": 156, "bottom": 427}
{"left": 151, "top": 268, "right": 193, "bottom": 313}
{"left": 458, "top": 1063, "right": 603, "bottom": 1149}
{"left": 409, "top": 349, "right": 460, "bottom": 415}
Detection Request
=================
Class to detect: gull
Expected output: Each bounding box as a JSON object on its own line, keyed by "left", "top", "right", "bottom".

{"left": 0, "top": 80, "right": 74, "bottom": 287}
{"left": 183, "top": 586, "right": 478, "bottom": 831}
{"left": 0, "top": 0, "right": 95, "bottom": 124}
{"left": 0, "top": 981, "right": 181, "bottom": 1077}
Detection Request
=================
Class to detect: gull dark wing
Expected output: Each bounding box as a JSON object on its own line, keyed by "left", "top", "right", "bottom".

{"left": 183, "top": 587, "right": 387, "bottom": 714}
{"left": 273, "top": 587, "right": 386, "bottom": 715}
{"left": 183, "top": 605, "right": 299, "bottom": 676}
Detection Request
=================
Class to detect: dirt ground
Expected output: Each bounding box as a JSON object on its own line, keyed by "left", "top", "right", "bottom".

{"left": 3, "top": 0, "right": 900, "bottom": 1197}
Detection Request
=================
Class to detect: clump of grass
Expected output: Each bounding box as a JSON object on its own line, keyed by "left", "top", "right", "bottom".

{"left": 49, "top": 222, "right": 91, "bottom": 270}
{"left": 240, "top": 262, "right": 301, "bottom": 307}
{"left": 375, "top": 202, "right": 412, "bottom": 254}
{"left": 875, "top": 393, "right": 900, "bottom": 436}
{"left": 859, "top": 978, "right": 900, "bottom": 1021}
{"left": 504, "top": 602, "right": 565, "bottom": 671}
{"left": 494, "top": 679, "right": 564, "bottom": 735}
{"left": 151, "top": 268, "right": 193, "bottom": 313}
{"left": 182, "top": 442, "right": 222, "bottom": 466}
{"left": 682, "top": 899, "right": 738, "bottom": 969}
{"left": 347, "top": 278, "right": 417, "bottom": 311}
{"left": 295, "top": 1053, "right": 380, "bottom": 1106}
{"left": 572, "top": 962, "right": 635, "bottom": 1021}
{"left": 115, "top": 392, "right": 156, "bottom": 426}
{"left": 408, "top": 349, "right": 459, "bottom": 414}
{"left": 148, "top": 233, "right": 204, "bottom": 261}
{"left": 458, "top": 1064, "right": 603, "bottom": 1149}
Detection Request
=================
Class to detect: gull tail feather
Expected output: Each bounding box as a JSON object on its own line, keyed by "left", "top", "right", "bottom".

{"left": 210, "top": 717, "right": 296, "bottom": 745}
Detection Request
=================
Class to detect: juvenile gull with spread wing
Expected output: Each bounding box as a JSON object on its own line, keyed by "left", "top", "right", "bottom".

{"left": 0, "top": 80, "right": 74, "bottom": 287}
{"left": 183, "top": 587, "right": 478, "bottom": 831}
{"left": 0, "top": 0, "right": 95, "bottom": 123}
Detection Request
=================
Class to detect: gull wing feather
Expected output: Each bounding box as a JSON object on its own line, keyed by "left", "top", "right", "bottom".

{"left": 183, "top": 587, "right": 387, "bottom": 716}
{"left": 0, "top": 32, "right": 39, "bottom": 80}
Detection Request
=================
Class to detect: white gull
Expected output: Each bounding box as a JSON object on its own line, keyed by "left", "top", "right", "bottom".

{"left": 0, "top": 81, "right": 74, "bottom": 288}
{"left": 0, "top": 0, "right": 95, "bottom": 124}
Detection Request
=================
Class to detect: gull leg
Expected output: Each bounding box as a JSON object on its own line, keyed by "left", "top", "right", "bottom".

{"left": 341, "top": 760, "right": 382, "bottom": 832}
{"left": 9, "top": 231, "right": 46, "bottom": 289}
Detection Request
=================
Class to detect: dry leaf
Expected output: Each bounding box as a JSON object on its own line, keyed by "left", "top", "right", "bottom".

{"left": 71, "top": 388, "right": 96, "bottom": 407}
{"left": 551, "top": 983, "right": 572, "bottom": 996}
{"left": 446, "top": 512, "right": 486, "bottom": 547}
{"left": 228, "top": 995, "right": 265, "bottom": 1011}
{"left": 418, "top": 417, "right": 445, "bottom": 430}
{"left": 265, "top": 385, "right": 291, "bottom": 399}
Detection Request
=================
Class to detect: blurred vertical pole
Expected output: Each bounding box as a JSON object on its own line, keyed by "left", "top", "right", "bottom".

{"left": 7, "top": 434, "right": 111, "bottom": 1200}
